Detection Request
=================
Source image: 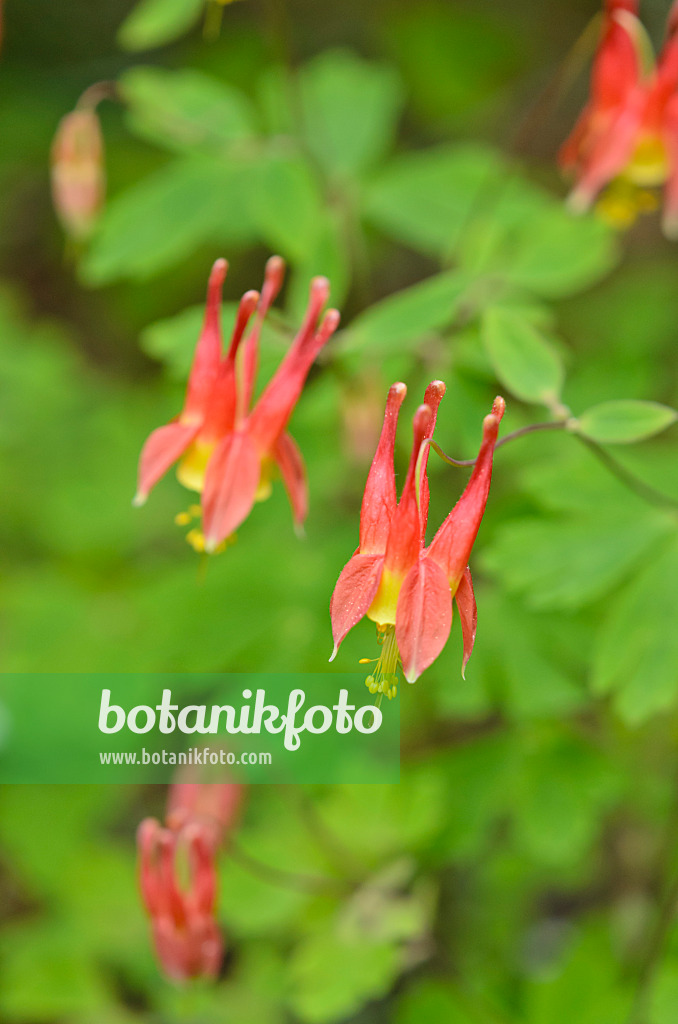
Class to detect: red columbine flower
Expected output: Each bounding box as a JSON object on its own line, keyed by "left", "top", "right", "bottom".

{"left": 330, "top": 383, "right": 505, "bottom": 696}
{"left": 135, "top": 257, "right": 340, "bottom": 551}
{"left": 137, "top": 780, "right": 244, "bottom": 982}
{"left": 561, "top": 0, "right": 678, "bottom": 235}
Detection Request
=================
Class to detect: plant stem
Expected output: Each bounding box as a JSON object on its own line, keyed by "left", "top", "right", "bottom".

{"left": 575, "top": 436, "right": 678, "bottom": 512}
{"left": 427, "top": 420, "right": 678, "bottom": 512}
{"left": 427, "top": 420, "right": 568, "bottom": 468}
{"left": 228, "top": 840, "right": 349, "bottom": 896}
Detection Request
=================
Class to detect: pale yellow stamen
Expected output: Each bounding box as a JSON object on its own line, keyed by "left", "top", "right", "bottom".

{"left": 363, "top": 624, "right": 401, "bottom": 705}
{"left": 595, "top": 178, "right": 660, "bottom": 230}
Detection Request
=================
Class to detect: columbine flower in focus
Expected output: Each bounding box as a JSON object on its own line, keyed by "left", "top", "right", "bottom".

{"left": 137, "top": 779, "right": 244, "bottom": 982}
{"left": 135, "top": 257, "right": 340, "bottom": 552}
{"left": 560, "top": 0, "right": 678, "bottom": 235}
{"left": 330, "top": 382, "right": 505, "bottom": 698}
{"left": 51, "top": 87, "right": 107, "bottom": 242}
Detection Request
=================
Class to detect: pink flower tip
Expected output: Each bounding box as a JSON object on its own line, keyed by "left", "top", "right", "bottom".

{"left": 491, "top": 396, "right": 506, "bottom": 420}
{"left": 209, "top": 258, "right": 228, "bottom": 288}
{"left": 132, "top": 491, "right": 147, "bottom": 508}
{"left": 265, "top": 254, "right": 285, "bottom": 286}
{"left": 321, "top": 308, "right": 341, "bottom": 335}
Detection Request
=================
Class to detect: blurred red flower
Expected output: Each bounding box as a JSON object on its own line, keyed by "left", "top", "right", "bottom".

{"left": 561, "top": 0, "right": 678, "bottom": 235}
{"left": 135, "top": 258, "right": 340, "bottom": 551}
{"left": 137, "top": 780, "right": 244, "bottom": 982}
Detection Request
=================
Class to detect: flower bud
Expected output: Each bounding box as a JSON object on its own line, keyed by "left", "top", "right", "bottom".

{"left": 50, "top": 107, "right": 105, "bottom": 241}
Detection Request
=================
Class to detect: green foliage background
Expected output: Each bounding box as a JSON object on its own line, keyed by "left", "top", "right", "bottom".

{"left": 1, "top": 0, "right": 678, "bottom": 1021}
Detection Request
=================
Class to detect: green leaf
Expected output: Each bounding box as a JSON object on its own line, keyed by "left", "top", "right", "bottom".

{"left": 395, "top": 980, "right": 477, "bottom": 1024}
{"left": 120, "top": 66, "right": 256, "bottom": 152}
{"left": 248, "top": 154, "right": 324, "bottom": 263}
{"left": 593, "top": 537, "right": 678, "bottom": 724}
{"left": 482, "top": 509, "right": 673, "bottom": 611}
{"left": 513, "top": 731, "right": 621, "bottom": 865}
{"left": 574, "top": 400, "right": 678, "bottom": 445}
{"left": 481, "top": 305, "right": 565, "bottom": 405}
{"left": 648, "top": 962, "right": 678, "bottom": 1024}
{"left": 525, "top": 926, "right": 632, "bottom": 1024}
{"left": 364, "top": 144, "right": 502, "bottom": 258}
{"left": 298, "top": 50, "right": 403, "bottom": 178}
{"left": 117, "top": 0, "right": 203, "bottom": 51}
{"left": 460, "top": 178, "right": 618, "bottom": 298}
{"left": 341, "top": 270, "right": 469, "bottom": 355}
{"left": 82, "top": 156, "right": 257, "bottom": 283}
{"left": 288, "top": 928, "right": 400, "bottom": 1023}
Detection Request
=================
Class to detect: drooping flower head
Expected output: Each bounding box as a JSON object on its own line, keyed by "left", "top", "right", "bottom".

{"left": 51, "top": 99, "right": 105, "bottom": 242}
{"left": 135, "top": 258, "right": 340, "bottom": 551}
{"left": 561, "top": 0, "right": 678, "bottom": 235}
{"left": 137, "top": 779, "right": 244, "bottom": 982}
{"left": 330, "top": 383, "right": 505, "bottom": 697}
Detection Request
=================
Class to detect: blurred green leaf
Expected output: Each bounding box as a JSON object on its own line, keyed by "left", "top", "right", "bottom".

{"left": 513, "top": 731, "right": 621, "bottom": 866}
{"left": 298, "top": 50, "right": 403, "bottom": 178}
{"left": 287, "top": 925, "right": 400, "bottom": 1023}
{"left": 341, "top": 270, "right": 468, "bottom": 355}
{"left": 120, "top": 66, "right": 256, "bottom": 152}
{"left": 117, "top": 0, "right": 203, "bottom": 51}
{"left": 483, "top": 509, "right": 673, "bottom": 611}
{"left": 593, "top": 536, "right": 678, "bottom": 723}
{"left": 525, "top": 925, "right": 632, "bottom": 1024}
{"left": 364, "top": 144, "right": 501, "bottom": 258}
{"left": 574, "top": 400, "right": 678, "bottom": 445}
{"left": 481, "top": 306, "right": 565, "bottom": 405}
{"left": 249, "top": 154, "right": 325, "bottom": 263}
{"left": 460, "top": 180, "right": 618, "bottom": 298}
{"left": 83, "top": 156, "right": 257, "bottom": 283}
{"left": 648, "top": 962, "right": 678, "bottom": 1024}
{"left": 395, "top": 979, "right": 478, "bottom": 1024}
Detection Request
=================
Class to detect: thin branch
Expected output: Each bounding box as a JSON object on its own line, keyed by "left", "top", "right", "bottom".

{"left": 575, "top": 436, "right": 678, "bottom": 512}
{"left": 427, "top": 420, "right": 678, "bottom": 513}
{"left": 228, "top": 840, "right": 349, "bottom": 896}
{"left": 426, "top": 420, "right": 568, "bottom": 468}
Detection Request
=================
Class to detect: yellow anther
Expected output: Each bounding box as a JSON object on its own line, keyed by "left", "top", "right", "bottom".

{"left": 363, "top": 624, "right": 402, "bottom": 703}
{"left": 189, "top": 505, "right": 202, "bottom": 518}
{"left": 174, "top": 512, "right": 192, "bottom": 526}
{"left": 186, "top": 528, "right": 206, "bottom": 553}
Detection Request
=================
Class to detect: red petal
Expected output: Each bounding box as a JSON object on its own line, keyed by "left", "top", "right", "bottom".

{"left": 359, "top": 382, "right": 407, "bottom": 554}
{"left": 396, "top": 557, "right": 452, "bottom": 684}
{"left": 419, "top": 380, "right": 446, "bottom": 541}
{"left": 382, "top": 403, "right": 432, "bottom": 578}
{"left": 184, "top": 259, "right": 227, "bottom": 420}
{"left": 329, "top": 552, "right": 384, "bottom": 659}
{"left": 202, "top": 431, "right": 261, "bottom": 549}
{"left": 426, "top": 397, "right": 505, "bottom": 591}
{"left": 240, "top": 255, "right": 286, "bottom": 417}
{"left": 593, "top": 11, "right": 642, "bottom": 110}
{"left": 248, "top": 278, "right": 340, "bottom": 452}
{"left": 455, "top": 566, "right": 477, "bottom": 678}
{"left": 273, "top": 431, "right": 308, "bottom": 531}
{"left": 135, "top": 419, "right": 201, "bottom": 504}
